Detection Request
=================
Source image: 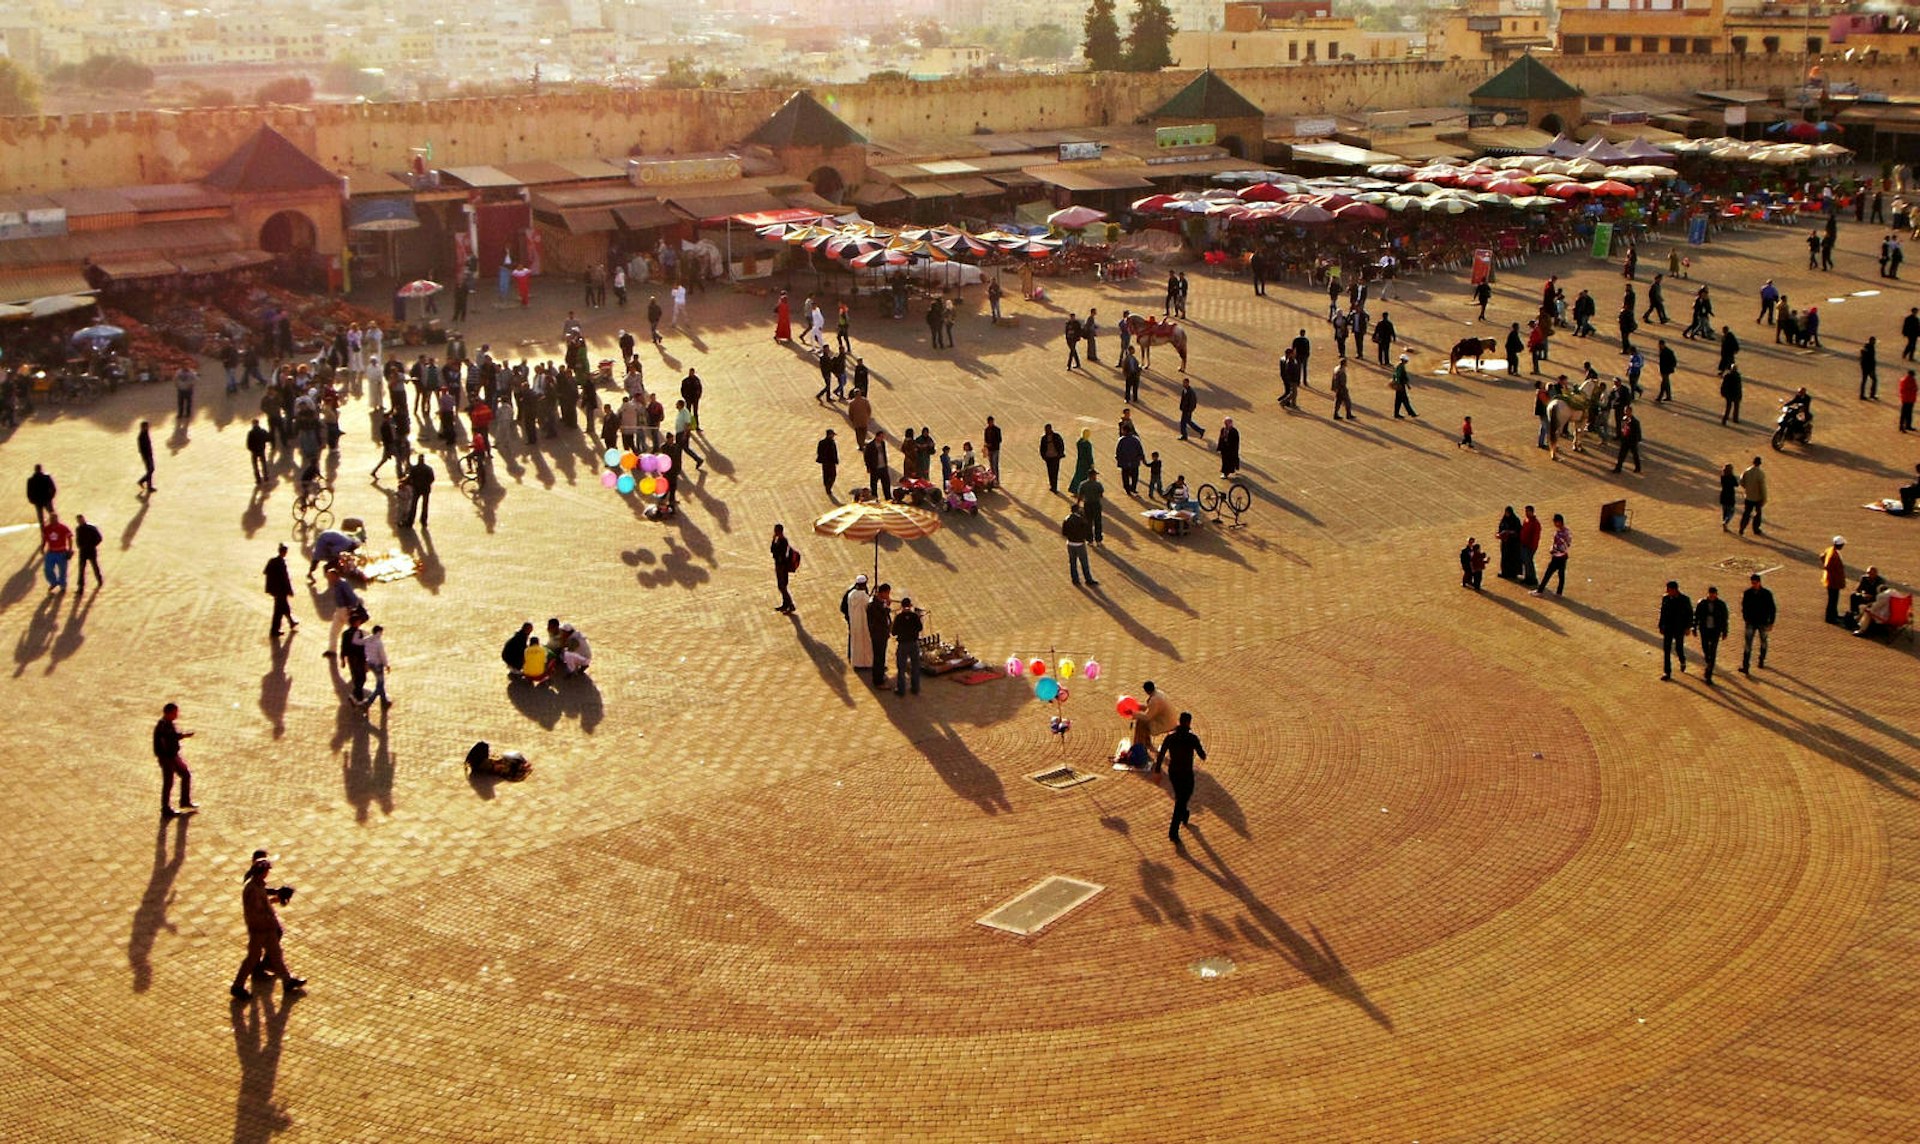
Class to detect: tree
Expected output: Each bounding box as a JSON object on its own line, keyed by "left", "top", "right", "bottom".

{"left": 657, "top": 57, "right": 731, "bottom": 89}
{"left": 254, "top": 75, "right": 315, "bottom": 104}
{"left": 914, "top": 20, "right": 948, "bottom": 48}
{"left": 0, "top": 58, "right": 40, "bottom": 116}
{"left": 1123, "top": 0, "right": 1177, "bottom": 71}
{"left": 1083, "top": 0, "right": 1123, "bottom": 71}
{"left": 1017, "top": 23, "right": 1075, "bottom": 60}
{"left": 866, "top": 69, "right": 910, "bottom": 83}
{"left": 47, "top": 53, "right": 154, "bottom": 92}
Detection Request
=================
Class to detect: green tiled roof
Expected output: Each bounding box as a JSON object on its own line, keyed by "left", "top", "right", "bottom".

{"left": 1470, "top": 54, "right": 1581, "bottom": 102}
{"left": 745, "top": 92, "right": 866, "bottom": 149}
{"left": 1152, "top": 70, "right": 1264, "bottom": 121}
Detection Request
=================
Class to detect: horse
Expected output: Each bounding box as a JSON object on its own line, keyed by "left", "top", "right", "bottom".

{"left": 1544, "top": 397, "right": 1583, "bottom": 459}
{"left": 1124, "top": 314, "right": 1188, "bottom": 372}
{"left": 1447, "top": 337, "right": 1500, "bottom": 375}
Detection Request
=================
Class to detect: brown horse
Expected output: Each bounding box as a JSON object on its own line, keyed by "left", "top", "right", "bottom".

{"left": 1124, "top": 314, "right": 1188, "bottom": 372}
{"left": 1447, "top": 336, "right": 1499, "bottom": 374}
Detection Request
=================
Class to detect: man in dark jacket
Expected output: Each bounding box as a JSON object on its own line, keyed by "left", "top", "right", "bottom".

{"left": 1655, "top": 340, "right": 1678, "bottom": 403}
{"left": 1694, "top": 585, "right": 1731, "bottom": 685}
{"left": 247, "top": 419, "right": 273, "bottom": 482}
{"left": 1153, "top": 711, "right": 1207, "bottom": 845}
{"left": 891, "top": 597, "right": 923, "bottom": 696}
{"left": 1177, "top": 382, "right": 1203, "bottom": 440}
{"left": 866, "top": 584, "right": 893, "bottom": 688}
{"left": 1740, "top": 572, "right": 1776, "bottom": 673}
{"left": 1612, "top": 410, "right": 1642, "bottom": 473}
{"left": 1217, "top": 418, "right": 1241, "bottom": 478}
{"left": 816, "top": 430, "right": 838, "bottom": 498}
{"left": 1717, "top": 326, "right": 1740, "bottom": 373}
{"left": 863, "top": 432, "right": 891, "bottom": 500}
{"left": 74, "top": 514, "right": 104, "bottom": 592}
{"left": 1658, "top": 580, "right": 1694, "bottom": 680}
{"left": 26, "top": 464, "right": 55, "bottom": 526}
{"left": 501, "top": 621, "right": 534, "bottom": 676}
{"left": 1039, "top": 425, "right": 1066, "bottom": 492}
{"left": 264, "top": 543, "right": 298, "bottom": 638}
{"left": 404, "top": 453, "right": 435, "bottom": 527}
{"left": 1063, "top": 504, "right": 1096, "bottom": 587}
{"left": 1720, "top": 366, "right": 1744, "bottom": 425}
{"left": 1115, "top": 433, "right": 1145, "bottom": 496}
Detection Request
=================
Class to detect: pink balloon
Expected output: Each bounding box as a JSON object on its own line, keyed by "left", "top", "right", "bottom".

{"left": 600, "top": 471, "right": 618, "bottom": 489}
{"left": 1083, "top": 660, "right": 1102, "bottom": 680}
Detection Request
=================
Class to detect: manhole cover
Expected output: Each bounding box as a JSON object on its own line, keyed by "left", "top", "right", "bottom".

{"left": 1027, "top": 765, "right": 1097, "bottom": 791}
{"left": 977, "top": 876, "right": 1104, "bottom": 937}
{"left": 1190, "top": 956, "right": 1236, "bottom": 980}
{"left": 1710, "top": 556, "right": 1781, "bottom": 577}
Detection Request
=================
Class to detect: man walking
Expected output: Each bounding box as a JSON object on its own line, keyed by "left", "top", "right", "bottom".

{"left": 1080, "top": 470, "right": 1106, "bottom": 545}
{"left": 26, "top": 463, "right": 55, "bottom": 526}
{"left": 175, "top": 367, "right": 196, "bottom": 421}
{"left": 1153, "top": 711, "right": 1207, "bottom": 845}
{"left": 40, "top": 511, "right": 72, "bottom": 591}
{"left": 404, "top": 453, "right": 435, "bottom": 528}
{"left": 1901, "top": 307, "right": 1918, "bottom": 360}
{"left": 1900, "top": 368, "right": 1917, "bottom": 431}
{"left": 1531, "top": 513, "right": 1571, "bottom": 597}
{"left": 671, "top": 283, "right": 688, "bottom": 331}
{"left": 1737, "top": 456, "right": 1766, "bottom": 535}
{"left": 983, "top": 416, "right": 1002, "bottom": 478}
{"left": 1694, "top": 585, "right": 1730, "bottom": 685}
{"left": 1064, "top": 314, "right": 1083, "bottom": 370}
{"left": 247, "top": 419, "right": 272, "bottom": 482}
{"left": 1612, "top": 409, "right": 1642, "bottom": 473}
{"left": 770, "top": 524, "right": 796, "bottom": 614}
{"left": 1519, "top": 505, "right": 1542, "bottom": 587}
{"left": 816, "top": 430, "right": 838, "bottom": 498}
{"left": 1373, "top": 312, "right": 1396, "bottom": 366}
{"left": 864, "top": 431, "right": 891, "bottom": 500}
{"left": 231, "top": 851, "right": 303, "bottom": 1000}
{"left": 1861, "top": 336, "right": 1879, "bottom": 399}
{"left": 1063, "top": 503, "right": 1097, "bottom": 587}
{"left": 1039, "top": 424, "right": 1066, "bottom": 493}
{"left": 74, "top": 514, "right": 103, "bottom": 592}
{"left": 153, "top": 702, "right": 198, "bottom": 816}
{"left": 265, "top": 543, "right": 298, "bottom": 638}
{"left": 1740, "top": 572, "right": 1775, "bottom": 673}
{"left": 136, "top": 420, "right": 156, "bottom": 493}
{"left": 1177, "top": 381, "right": 1203, "bottom": 440}
{"left": 1655, "top": 340, "right": 1677, "bottom": 403}
{"left": 1658, "top": 580, "right": 1694, "bottom": 680}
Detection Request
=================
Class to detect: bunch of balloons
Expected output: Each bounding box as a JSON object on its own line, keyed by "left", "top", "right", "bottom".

{"left": 601, "top": 449, "right": 672, "bottom": 498}
{"left": 1003, "top": 656, "right": 1101, "bottom": 703}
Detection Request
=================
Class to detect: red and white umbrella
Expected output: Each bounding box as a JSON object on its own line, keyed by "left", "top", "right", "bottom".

{"left": 1586, "top": 180, "right": 1639, "bottom": 198}
{"left": 1131, "top": 193, "right": 1178, "bottom": 213}
{"left": 1331, "top": 202, "right": 1388, "bottom": 223}
{"left": 396, "top": 279, "right": 443, "bottom": 298}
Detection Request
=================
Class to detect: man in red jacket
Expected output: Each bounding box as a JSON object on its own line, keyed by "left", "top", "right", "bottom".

{"left": 1898, "top": 369, "right": 1916, "bottom": 432}
{"left": 1519, "top": 505, "right": 1543, "bottom": 588}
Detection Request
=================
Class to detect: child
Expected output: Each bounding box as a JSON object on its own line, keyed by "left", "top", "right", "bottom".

{"left": 1146, "top": 451, "right": 1164, "bottom": 499}
{"left": 1459, "top": 538, "right": 1488, "bottom": 589}
{"left": 1458, "top": 415, "right": 1475, "bottom": 450}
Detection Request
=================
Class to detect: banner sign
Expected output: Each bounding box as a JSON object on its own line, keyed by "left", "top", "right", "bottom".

{"left": 1152, "top": 125, "right": 1215, "bottom": 149}
{"left": 629, "top": 155, "right": 743, "bottom": 186}
{"left": 1591, "top": 222, "right": 1614, "bottom": 260}
{"left": 1060, "top": 141, "right": 1105, "bottom": 161}
{"left": 1471, "top": 249, "right": 1493, "bottom": 285}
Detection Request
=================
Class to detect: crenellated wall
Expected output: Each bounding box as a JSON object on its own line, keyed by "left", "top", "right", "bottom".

{"left": 0, "top": 53, "right": 1908, "bottom": 195}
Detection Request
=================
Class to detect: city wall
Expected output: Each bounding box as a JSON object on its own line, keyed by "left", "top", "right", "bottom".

{"left": 0, "top": 54, "right": 1909, "bottom": 195}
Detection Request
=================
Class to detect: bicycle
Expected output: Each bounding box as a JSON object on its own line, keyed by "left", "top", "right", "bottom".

{"left": 1195, "top": 481, "right": 1251, "bottom": 529}
{"left": 293, "top": 478, "right": 333, "bottom": 524}
{"left": 458, "top": 443, "right": 491, "bottom": 492}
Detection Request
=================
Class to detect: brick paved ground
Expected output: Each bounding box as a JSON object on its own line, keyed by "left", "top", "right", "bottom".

{"left": 0, "top": 217, "right": 1915, "bottom": 1142}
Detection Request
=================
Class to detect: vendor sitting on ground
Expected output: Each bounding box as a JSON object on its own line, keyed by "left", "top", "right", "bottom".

{"left": 1853, "top": 585, "right": 1904, "bottom": 637}
{"left": 1165, "top": 475, "right": 1191, "bottom": 508}
{"left": 520, "top": 638, "right": 551, "bottom": 684}
{"left": 501, "top": 621, "right": 535, "bottom": 678}
{"left": 307, "top": 526, "right": 361, "bottom": 579}
{"left": 544, "top": 618, "right": 592, "bottom": 677}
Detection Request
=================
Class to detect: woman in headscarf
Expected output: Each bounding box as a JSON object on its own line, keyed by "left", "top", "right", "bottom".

{"left": 1068, "top": 427, "right": 1095, "bottom": 494}
{"left": 773, "top": 290, "right": 792, "bottom": 341}
{"left": 1495, "top": 505, "right": 1523, "bottom": 581}
{"left": 842, "top": 575, "right": 873, "bottom": 672}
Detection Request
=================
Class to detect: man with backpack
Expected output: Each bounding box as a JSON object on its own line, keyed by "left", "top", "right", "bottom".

{"left": 770, "top": 523, "right": 796, "bottom": 614}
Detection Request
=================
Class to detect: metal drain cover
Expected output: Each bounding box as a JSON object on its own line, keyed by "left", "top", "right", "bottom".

{"left": 1190, "top": 956, "right": 1237, "bottom": 980}
{"left": 1027, "top": 765, "right": 1098, "bottom": 791}
{"left": 977, "top": 876, "right": 1104, "bottom": 937}
{"left": 1710, "top": 556, "right": 1781, "bottom": 577}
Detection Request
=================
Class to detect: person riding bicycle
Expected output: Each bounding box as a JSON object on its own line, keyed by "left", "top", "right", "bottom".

{"left": 297, "top": 458, "right": 325, "bottom": 503}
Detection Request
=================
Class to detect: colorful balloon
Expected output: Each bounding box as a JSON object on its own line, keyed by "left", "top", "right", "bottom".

{"left": 1057, "top": 658, "right": 1076, "bottom": 680}
{"left": 620, "top": 452, "right": 638, "bottom": 471}
{"left": 616, "top": 473, "right": 636, "bottom": 494}
{"left": 599, "top": 471, "right": 617, "bottom": 489}
{"left": 1056, "top": 687, "right": 1070, "bottom": 704}
{"left": 603, "top": 448, "right": 622, "bottom": 467}
{"left": 1116, "top": 695, "right": 1140, "bottom": 717}
{"left": 1005, "top": 656, "right": 1023, "bottom": 677}
{"left": 1083, "top": 660, "right": 1101, "bottom": 680}
{"left": 1035, "top": 677, "right": 1061, "bottom": 702}
{"left": 638, "top": 476, "right": 656, "bottom": 495}
{"left": 1028, "top": 658, "right": 1047, "bottom": 677}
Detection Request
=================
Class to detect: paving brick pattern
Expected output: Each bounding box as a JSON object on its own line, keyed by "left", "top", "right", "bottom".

{"left": 0, "top": 221, "right": 1915, "bottom": 1140}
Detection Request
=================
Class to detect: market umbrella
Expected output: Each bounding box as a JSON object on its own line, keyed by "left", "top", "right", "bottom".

{"left": 931, "top": 231, "right": 990, "bottom": 257}
{"left": 1048, "top": 205, "right": 1109, "bottom": 230}
{"left": 1366, "top": 163, "right": 1416, "bottom": 179}
{"left": 1131, "top": 193, "right": 1178, "bottom": 213}
{"left": 1352, "top": 191, "right": 1392, "bottom": 204}
{"left": 69, "top": 323, "right": 125, "bottom": 349}
{"left": 1399, "top": 181, "right": 1445, "bottom": 196}
{"left": 1421, "top": 196, "right": 1475, "bottom": 215}
{"left": 1586, "top": 180, "right": 1638, "bottom": 197}
{"left": 29, "top": 294, "right": 96, "bottom": 319}
{"left": 1485, "top": 179, "right": 1533, "bottom": 196}
{"left": 850, "top": 248, "right": 910, "bottom": 268}
{"left": 1238, "top": 182, "right": 1291, "bottom": 202}
{"left": 814, "top": 501, "right": 945, "bottom": 579}
{"left": 1544, "top": 181, "right": 1589, "bottom": 198}
{"left": 395, "top": 279, "right": 442, "bottom": 298}
{"left": 1331, "top": 201, "right": 1388, "bottom": 222}
{"left": 1563, "top": 158, "right": 1609, "bottom": 178}
{"left": 1278, "top": 202, "right": 1335, "bottom": 224}
{"left": 1383, "top": 195, "right": 1422, "bottom": 213}
{"left": 1471, "top": 192, "right": 1514, "bottom": 207}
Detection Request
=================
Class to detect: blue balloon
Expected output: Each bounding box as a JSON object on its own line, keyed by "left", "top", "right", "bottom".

{"left": 603, "top": 448, "right": 623, "bottom": 467}
{"left": 1035, "top": 677, "right": 1061, "bottom": 702}
{"left": 616, "top": 473, "right": 636, "bottom": 494}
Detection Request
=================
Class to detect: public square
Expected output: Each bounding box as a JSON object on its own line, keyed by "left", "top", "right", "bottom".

{"left": 1, "top": 219, "right": 1916, "bottom": 1140}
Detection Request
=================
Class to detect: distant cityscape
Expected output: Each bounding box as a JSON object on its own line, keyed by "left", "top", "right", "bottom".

{"left": 2, "top": 0, "right": 1918, "bottom": 115}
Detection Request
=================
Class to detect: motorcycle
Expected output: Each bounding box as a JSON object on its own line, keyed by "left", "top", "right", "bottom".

{"left": 1771, "top": 401, "right": 1813, "bottom": 450}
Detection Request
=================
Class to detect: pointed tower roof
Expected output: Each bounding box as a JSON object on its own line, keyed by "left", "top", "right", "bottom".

{"left": 1151, "top": 69, "right": 1264, "bottom": 121}
{"left": 745, "top": 92, "right": 866, "bottom": 149}
{"left": 1470, "top": 54, "right": 1581, "bottom": 103}
{"left": 201, "top": 126, "right": 341, "bottom": 194}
